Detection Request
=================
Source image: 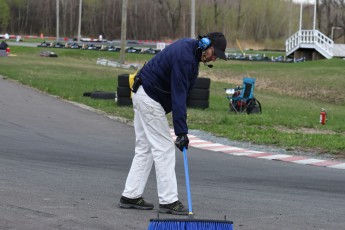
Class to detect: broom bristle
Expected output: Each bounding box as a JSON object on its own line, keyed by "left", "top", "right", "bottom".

{"left": 148, "top": 219, "right": 233, "bottom": 230}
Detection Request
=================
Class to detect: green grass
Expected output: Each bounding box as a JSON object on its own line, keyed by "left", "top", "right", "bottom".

{"left": 1, "top": 46, "right": 345, "bottom": 157}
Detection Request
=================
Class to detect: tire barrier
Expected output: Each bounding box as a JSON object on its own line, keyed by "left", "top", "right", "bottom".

{"left": 83, "top": 91, "right": 116, "bottom": 99}
{"left": 90, "top": 91, "right": 116, "bottom": 100}
{"left": 187, "top": 77, "right": 211, "bottom": 109}
{"left": 117, "top": 74, "right": 133, "bottom": 106}
{"left": 187, "top": 99, "right": 209, "bottom": 109}
{"left": 116, "top": 75, "right": 210, "bottom": 108}
{"left": 83, "top": 91, "right": 91, "bottom": 97}
{"left": 187, "top": 88, "right": 210, "bottom": 101}
{"left": 117, "top": 86, "right": 131, "bottom": 98}
{"left": 117, "top": 97, "right": 133, "bottom": 106}
{"left": 193, "top": 77, "right": 210, "bottom": 89}
{"left": 118, "top": 74, "right": 130, "bottom": 87}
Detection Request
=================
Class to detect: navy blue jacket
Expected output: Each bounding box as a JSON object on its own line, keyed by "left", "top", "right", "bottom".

{"left": 139, "top": 38, "right": 201, "bottom": 135}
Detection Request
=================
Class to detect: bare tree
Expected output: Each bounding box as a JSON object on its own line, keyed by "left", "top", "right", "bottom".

{"left": 3, "top": 0, "right": 343, "bottom": 46}
{"left": 157, "top": 0, "right": 183, "bottom": 37}
{"left": 0, "top": 0, "right": 10, "bottom": 31}
{"left": 334, "top": 0, "right": 345, "bottom": 42}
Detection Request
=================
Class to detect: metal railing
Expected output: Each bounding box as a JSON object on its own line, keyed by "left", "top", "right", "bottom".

{"left": 286, "top": 30, "right": 334, "bottom": 58}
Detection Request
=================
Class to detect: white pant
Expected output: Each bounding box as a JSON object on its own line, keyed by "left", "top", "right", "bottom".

{"left": 122, "top": 86, "right": 178, "bottom": 204}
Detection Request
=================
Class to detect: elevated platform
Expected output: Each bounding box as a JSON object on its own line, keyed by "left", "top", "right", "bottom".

{"left": 286, "top": 30, "right": 334, "bottom": 60}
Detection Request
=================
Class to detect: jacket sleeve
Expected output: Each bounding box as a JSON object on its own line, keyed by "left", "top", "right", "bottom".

{"left": 170, "top": 59, "right": 194, "bottom": 136}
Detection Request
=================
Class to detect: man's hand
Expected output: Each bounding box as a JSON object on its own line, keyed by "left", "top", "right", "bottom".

{"left": 175, "top": 134, "right": 189, "bottom": 152}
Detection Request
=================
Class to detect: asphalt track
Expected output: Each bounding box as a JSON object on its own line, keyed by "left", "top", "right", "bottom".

{"left": 1, "top": 77, "right": 345, "bottom": 230}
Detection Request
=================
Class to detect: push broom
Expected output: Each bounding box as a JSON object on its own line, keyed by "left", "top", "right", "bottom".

{"left": 147, "top": 147, "right": 233, "bottom": 230}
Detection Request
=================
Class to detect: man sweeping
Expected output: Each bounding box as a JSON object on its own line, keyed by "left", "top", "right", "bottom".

{"left": 119, "top": 32, "right": 227, "bottom": 215}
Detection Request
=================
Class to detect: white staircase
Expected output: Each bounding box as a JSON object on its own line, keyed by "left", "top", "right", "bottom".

{"left": 286, "top": 30, "right": 334, "bottom": 59}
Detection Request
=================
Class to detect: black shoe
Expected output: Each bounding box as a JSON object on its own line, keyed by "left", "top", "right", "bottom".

{"left": 118, "top": 196, "right": 154, "bottom": 210}
{"left": 159, "top": 200, "right": 188, "bottom": 215}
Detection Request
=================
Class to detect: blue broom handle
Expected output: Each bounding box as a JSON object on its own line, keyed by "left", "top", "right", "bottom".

{"left": 183, "top": 147, "right": 193, "bottom": 215}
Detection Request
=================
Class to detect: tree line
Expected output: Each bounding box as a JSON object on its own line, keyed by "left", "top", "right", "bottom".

{"left": 0, "top": 0, "right": 344, "bottom": 47}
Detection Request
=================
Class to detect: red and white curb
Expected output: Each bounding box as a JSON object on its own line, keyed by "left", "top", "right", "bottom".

{"left": 171, "top": 130, "right": 345, "bottom": 170}
{"left": 52, "top": 96, "right": 345, "bottom": 171}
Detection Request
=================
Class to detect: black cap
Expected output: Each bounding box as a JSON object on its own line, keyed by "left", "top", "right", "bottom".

{"left": 207, "top": 32, "right": 227, "bottom": 60}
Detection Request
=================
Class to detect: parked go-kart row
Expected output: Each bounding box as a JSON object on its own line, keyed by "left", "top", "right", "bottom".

{"left": 37, "top": 41, "right": 161, "bottom": 54}
{"left": 226, "top": 52, "right": 305, "bottom": 63}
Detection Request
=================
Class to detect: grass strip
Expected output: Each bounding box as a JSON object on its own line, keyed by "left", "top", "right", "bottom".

{"left": 1, "top": 46, "right": 344, "bottom": 157}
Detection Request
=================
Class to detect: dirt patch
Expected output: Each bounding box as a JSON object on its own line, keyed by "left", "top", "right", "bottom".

{"left": 199, "top": 70, "right": 345, "bottom": 105}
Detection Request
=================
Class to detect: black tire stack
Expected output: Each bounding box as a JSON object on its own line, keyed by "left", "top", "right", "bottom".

{"left": 187, "top": 77, "right": 211, "bottom": 109}
{"left": 90, "top": 91, "right": 116, "bottom": 99}
{"left": 117, "top": 74, "right": 133, "bottom": 106}
{"left": 116, "top": 75, "right": 210, "bottom": 108}
{"left": 83, "top": 91, "right": 116, "bottom": 100}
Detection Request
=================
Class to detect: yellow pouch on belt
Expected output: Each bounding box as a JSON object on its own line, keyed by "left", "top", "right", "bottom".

{"left": 129, "top": 70, "right": 138, "bottom": 98}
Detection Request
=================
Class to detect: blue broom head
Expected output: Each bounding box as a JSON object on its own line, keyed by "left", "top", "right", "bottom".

{"left": 148, "top": 219, "right": 233, "bottom": 230}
